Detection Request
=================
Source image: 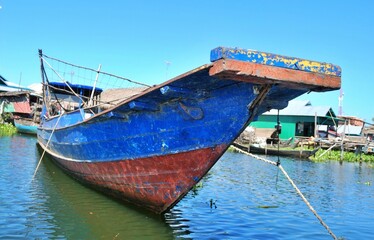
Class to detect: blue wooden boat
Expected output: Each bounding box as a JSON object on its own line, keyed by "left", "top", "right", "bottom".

{"left": 0, "top": 91, "right": 41, "bottom": 135}
{"left": 14, "top": 118, "right": 38, "bottom": 135}
{"left": 37, "top": 47, "right": 341, "bottom": 213}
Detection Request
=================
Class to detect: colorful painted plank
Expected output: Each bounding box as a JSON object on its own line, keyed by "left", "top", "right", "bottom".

{"left": 210, "top": 47, "right": 341, "bottom": 77}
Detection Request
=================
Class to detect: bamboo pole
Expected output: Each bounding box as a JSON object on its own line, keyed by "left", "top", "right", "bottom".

{"left": 316, "top": 143, "right": 338, "bottom": 160}
{"left": 341, "top": 120, "right": 347, "bottom": 161}
{"left": 315, "top": 112, "right": 318, "bottom": 138}
{"left": 88, "top": 64, "right": 102, "bottom": 107}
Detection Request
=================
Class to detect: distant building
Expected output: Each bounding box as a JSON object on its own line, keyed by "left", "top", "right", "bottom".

{"left": 0, "top": 91, "right": 34, "bottom": 116}
{"left": 250, "top": 100, "right": 339, "bottom": 140}
{"left": 0, "top": 74, "right": 31, "bottom": 92}
{"left": 363, "top": 126, "right": 374, "bottom": 142}
{"left": 336, "top": 116, "right": 365, "bottom": 136}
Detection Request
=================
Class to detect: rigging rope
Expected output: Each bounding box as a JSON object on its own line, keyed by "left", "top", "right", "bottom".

{"left": 41, "top": 57, "right": 87, "bottom": 104}
{"left": 276, "top": 109, "right": 281, "bottom": 166}
{"left": 41, "top": 53, "right": 152, "bottom": 88}
{"left": 275, "top": 109, "right": 281, "bottom": 184}
{"left": 31, "top": 113, "right": 64, "bottom": 181}
{"left": 39, "top": 51, "right": 152, "bottom": 114}
{"left": 40, "top": 65, "right": 70, "bottom": 113}
{"left": 232, "top": 146, "right": 338, "bottom": 240}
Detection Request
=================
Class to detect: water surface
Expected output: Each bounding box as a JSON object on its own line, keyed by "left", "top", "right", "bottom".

{"left": 1, "top": 135, "right": 373, "bottom": 239}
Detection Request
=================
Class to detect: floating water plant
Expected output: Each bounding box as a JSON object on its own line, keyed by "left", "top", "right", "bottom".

{"left": 0, "top": 123, "right": 17, "bottom": 136}
{"left": 311, "top": 149, "right": 374, "bottom": 163}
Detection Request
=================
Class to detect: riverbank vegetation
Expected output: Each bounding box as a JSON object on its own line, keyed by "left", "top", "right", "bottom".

{"left": 0, "top": 123, "right": 17, "bottom": 136}
{"left": 310, "top": 149, "right": 374, "bottom": 163}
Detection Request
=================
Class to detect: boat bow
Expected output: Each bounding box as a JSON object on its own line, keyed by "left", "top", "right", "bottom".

{"left": 36, "top": 47, "right": 341, "bottom": 213}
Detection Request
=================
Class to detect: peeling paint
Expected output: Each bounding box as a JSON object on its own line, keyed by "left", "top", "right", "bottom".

{"left": 210, "top": 47, "right": 341, "bottom": 77}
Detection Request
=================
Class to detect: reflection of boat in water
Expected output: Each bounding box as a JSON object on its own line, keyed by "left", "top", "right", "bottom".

{"left": 233, "top": 142, "right": 319, "bottom": 159}
{"left": 36, "top": 47, "right": 341, "bottom": 214}
{"left": 35, "top": 146, "right": 174, "bottom": 239}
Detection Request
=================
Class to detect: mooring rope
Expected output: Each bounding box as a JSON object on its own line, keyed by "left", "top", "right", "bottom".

{"left": 232, "top": 146, "right": 338, "bottom": 240}
{"left": 31, "top": 113, "right": 64, "bottom": 181}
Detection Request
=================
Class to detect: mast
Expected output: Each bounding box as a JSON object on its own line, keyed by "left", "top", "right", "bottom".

{"left": 39, "top": 49, "right": 49, "bottom": 118}
{"left": 39, "top": 50, "right": 45, "bottom": 88}
{"left": 88, "top": 64, "right": 102, "bottom": 107}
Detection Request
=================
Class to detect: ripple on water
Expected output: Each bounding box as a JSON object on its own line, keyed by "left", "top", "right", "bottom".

{"left": 165, "top": 152, "right": 374, "bottom": 239}
{"left": 1, "top": 136, "right": 374, "bottom": 239}
{"left": 1, "top": 136, "right": 174, "bottom": 239}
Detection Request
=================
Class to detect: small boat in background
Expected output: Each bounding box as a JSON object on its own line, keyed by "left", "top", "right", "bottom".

{"left": 14, "top": 118, "right": 39, "bottom": 135}
{"left": 233, "top": 142, "right": 319, "bottom": 159}
{"left": 0, "top": 91, "right": 42, "bottom": 135}
{"left": 36, "top": 47, "right": 341, "bottom": 213}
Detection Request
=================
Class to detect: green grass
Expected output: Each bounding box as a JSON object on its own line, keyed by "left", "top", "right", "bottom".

{"left": 310, "top": 149, "right": 374, "bottom": 163}
{"left": 0, "top": 123, "right": 17, "bottom": 136}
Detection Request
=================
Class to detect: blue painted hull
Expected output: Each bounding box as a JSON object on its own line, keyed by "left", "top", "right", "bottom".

{"left": 14, "top": 120, "right": 38, "bottom": 135}
{"left": 37, "top": 69, "right": 304, "bottom": 213}
{"left": 38, "top": 79, "right": 304, "bottom": 161}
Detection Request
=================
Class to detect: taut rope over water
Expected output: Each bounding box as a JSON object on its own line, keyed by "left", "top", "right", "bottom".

{"left": 232, "top": 146, "right": 339, "bottom": 240}
{"left": 32, "top": 113, "right": 63, "bottom": 181}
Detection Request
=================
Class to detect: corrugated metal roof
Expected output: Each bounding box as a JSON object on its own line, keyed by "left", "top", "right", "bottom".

{"left": 0, "top": 75, "right": 8, "bottom": 84}
{"left": 337, "top": 125, "right": 363, "bottom": 136}
{"left": 0, "top": 76, "right": 32, "bottom": 92}
{"left": 263, "top": 100, "right": 335, "bottom": 117}
{"left": 0, "top": 90, "right": 31, "bottom": 97}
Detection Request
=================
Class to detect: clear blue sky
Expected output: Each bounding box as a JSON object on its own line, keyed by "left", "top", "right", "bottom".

{"left": 0, "top": 1, "right": 373, "bottom": 122}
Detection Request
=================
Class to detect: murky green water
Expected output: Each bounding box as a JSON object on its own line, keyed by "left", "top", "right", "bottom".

{"left": 0, "top": 135, "right": 173, "bottom": 239}
{"left": 1, "top": 135, "right": 374, "bottom": 239}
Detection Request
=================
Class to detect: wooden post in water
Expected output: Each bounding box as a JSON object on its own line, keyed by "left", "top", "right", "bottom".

{"left": 340, "top": 119, "right": 346, "bottom": 162}
{"left": 314, "top": 112, "right": 318, "bottom": 138}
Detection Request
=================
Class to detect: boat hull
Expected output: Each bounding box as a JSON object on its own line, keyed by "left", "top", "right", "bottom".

{"left": 37, "top": 78, "right": 263, "bottom": 213}
{"left": 38, "top": 141, "right": 227, "bottom": 213}
{"left": 233, "top": 142, "right": 318, "bottom": 159}
{"left": 37, "top": 47, "right": 341, "bottom": 213}
{"left": 14, "top": 119, "right": 38, "bottom": 135}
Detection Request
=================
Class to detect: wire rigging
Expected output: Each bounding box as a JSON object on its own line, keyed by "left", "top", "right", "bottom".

{"left": 41, "top": 53, "right": 152, "bottom": 88}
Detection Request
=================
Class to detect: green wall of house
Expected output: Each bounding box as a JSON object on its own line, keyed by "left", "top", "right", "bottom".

{"left": 250, "top": 115, "right": 320, "bottom": 140}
